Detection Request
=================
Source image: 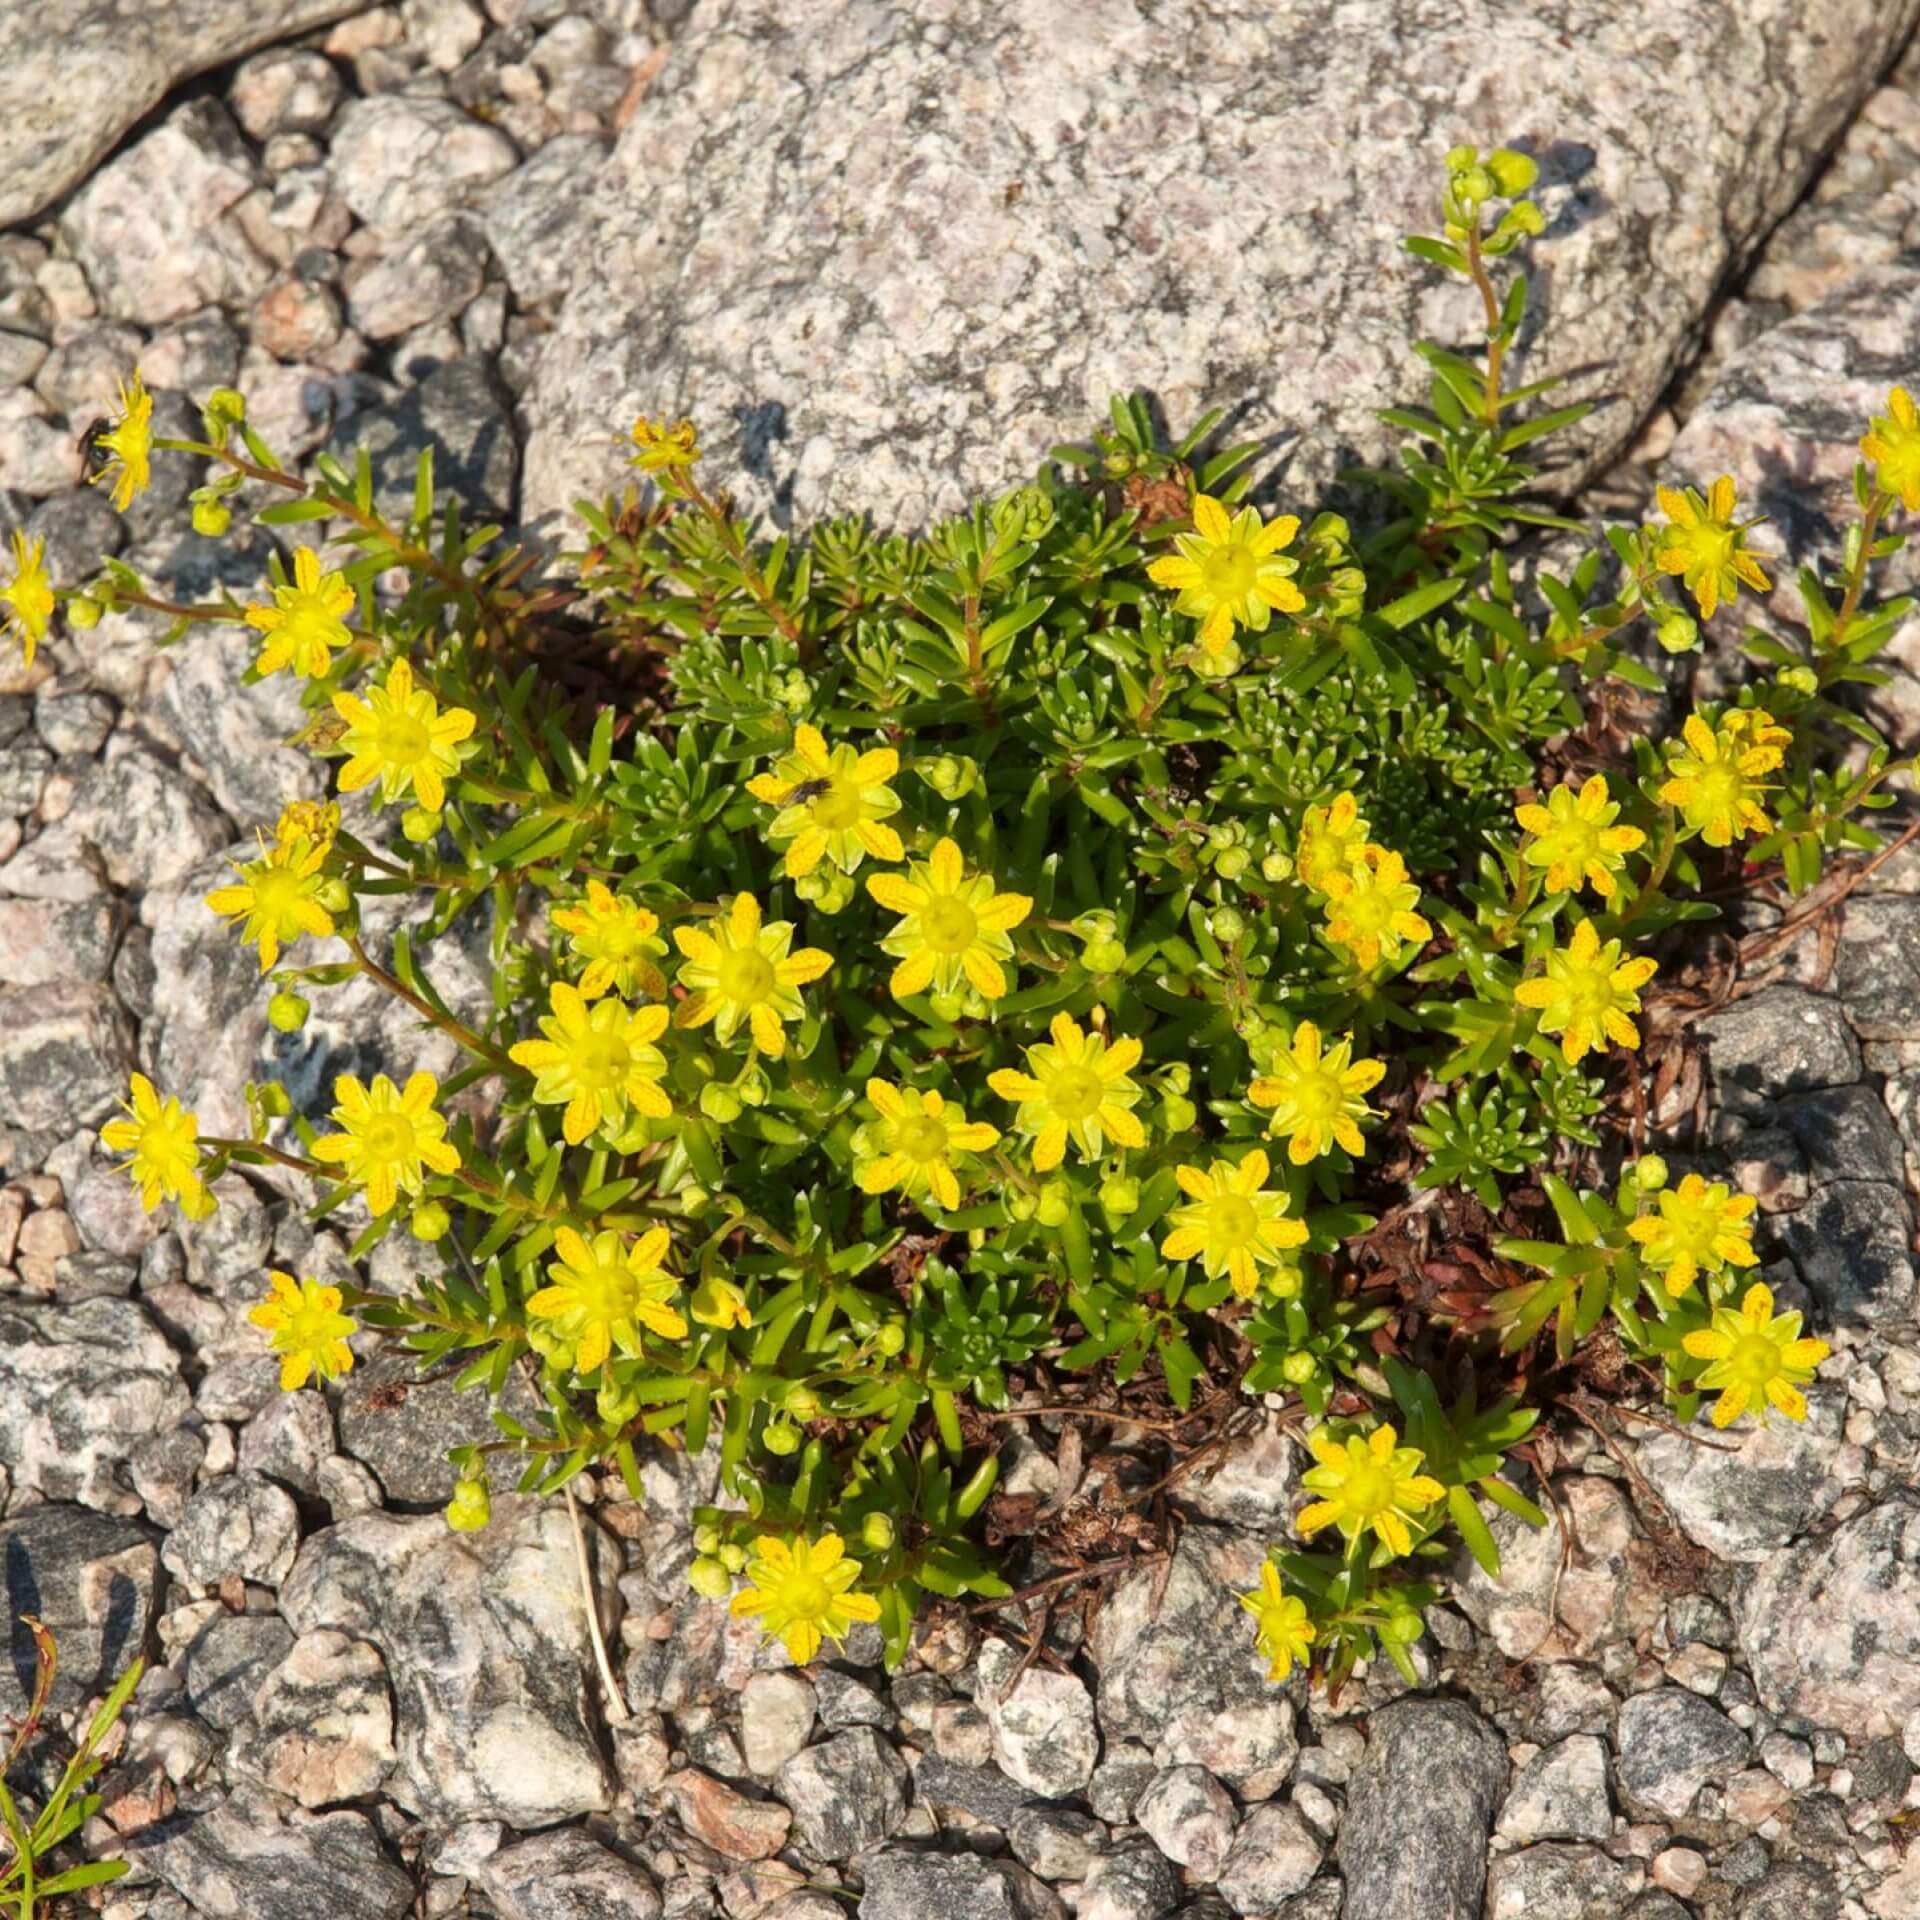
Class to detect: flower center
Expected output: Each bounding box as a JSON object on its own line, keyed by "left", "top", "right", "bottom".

{"left": 1045, "top": 1064, "right": 1104, "bottom": 1122}
{"left": 718, "top": 946, "right": 776, "bottom": 1006}
{"left": 362, "top": 1114, "right": 415, "bottom": 1164}
{"left": 810, "top": 777, "right": 865, "bottom": 830}
{"left": 899, "top": 1114, "right": 950, "bottom": 1162}
{"left": 923, "top": 895, "right": 978, "bottom": 955}
{"left": 251, "top": 864, "right": 306, "bottom": 922}
{"left": 1208, "top": 1194, "right": 1259, "bottom": 1250}
{"left": 594, "top": 918, "right": 641, "bottom": 958}
{"left": 1695, "top": 761, "right": 1746, "bottom": 813}
{"left": 576, "top": 1259, "right": 636, "bottom": 1323}
{"left": 375, "top": 712, "right": 432, "bottom": 765}
{"left": 782, "top": 1569, "right": 832, "bottom": 1619}
{"left": 1201, "top": 544, "right": 1257, "bottom": 601}
{"left": 576, "top": 1032, "right": 631, "bottom": 1089}
{"left": 1688, "top": 525, "right": 1735, "bottom": 573}
{"left": 1567, "top": 969, "right": 1615, "bottom": 1023}
{"left": 1729, "top": 1333, "right": 1782, "bottom": 1388}
{"left": 1340, "top": 1459, "right": 1393, "bottom": 1518}
{"left": 1291, "top": 1069, "right": 1344, "bottom": 1126}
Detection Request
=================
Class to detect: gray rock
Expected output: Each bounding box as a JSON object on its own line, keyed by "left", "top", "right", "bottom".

{"left": 35, "top": 324, "right": 144, "bottom": 422}
{"left": 1699, "top": 988, "right": 1862, "bottom": 1119}
{"left": 0, "top": 390, "right": 82, "bottom": 498}
{"left": 141, "top": 1788, "right": 414, "bottom": 1920}
{"left": 1613, "top": 1688, "right": 1747, "bottom": 1820}
{"left": 0, "top": 1504, "right": 158, "bottom": 1715}
{"left": 60, "top": 100, "right": 272, "bottom": 327}
{"left": 1779, "top": 1084, "right": 1907, "bottom": 1187}
{"left": 330, "top": 94, "right": 520, "bottom": 235}
{"left": 1495, "top": 1735, "right": 1612, "bottom": 1845}
{"left": 1838, "top": 895, "right": 1920, "bottom": 1046}
{"left": 520, "top": 0, "right": 1920, "bottom": 536}
{"left": 480, "top": 133, "right": 613, "bottom": 310}
{"left": 858, "top": 1850, "right": 1067, "bottom": 1920}
{"left": 478, "top": 1826, "right": 664, "bottom": 1920}
{"left": 0, "top": 981, "right": 135, "bottom": 1134}
{"left": 180, "top": 1611, "right": 298, "bottom": 1731}
{"left": 1738, "top": 1862, "right": 1842, "bottom": 1920}
{"left": 329, "top": 356, "right": 518, "bottom": 530}
{"left": 1778, "top": 1179, "right": 1916, "bottom": 1326}
{"left": 336, "top": 1343, "right": 539, "bottom": 1506}
{"left": 739, "top": 1668, "right": 816, "bottom": 1776}
{"left": 1079, "top": 1838, "right": 1182, "bottom": 1920}
{"left": 227, "top": 1628, "right": 396, "bottom": 1807}
{"left": 0, "top": 1296, "right": 189, "bottom": 1513}
{"left": 778, "top": 1725, "right": 909, "bottom": 1860}
{"left": 60, "top": 748, "right": 233, "bottom": 892}
{"left": 346, "top": 216, "right": 492, "bottom": 341}
{"left": 1090, "top": 1528, "right": 1297, "bottom": 1797}
{"left": 33, "top": 687, "right": 115, "bottom": 756}
{"left": 1172, "top": 1411, "right": 1300, "bottom": 1530}
{"left": 0, "top": 744, "right": 49, "bottom": 816}
{"left": 230, "top": 49, "right": 346, "bottom": 142}
{"left": 159, "top": 619, "right": 323, "bottom": 826}
{"left": 1737, "top": 1493, "right": 1920, "bottom": 1741}
{"left": 978, "top": 1635, "right": 1099, "bottom": 1798}
{"left": 910, "top": 1751, "right": 1042, "bottom": 1828}
{"left": 0, "top": 0, "right": 363, "bottom": 230}
{"left": 812, "top": 1663, "right": 890, "bottom": 1729}
{"left": 1627, "top": 1385, "right": 1845, "bottom": 1562}
{"left": 1335, "top": 1700, "right": 1506, "bottom": 1920}
{"left": 1136, "top": 1763, "right": 1236, "bottom": 1878}
{"left": 1484, "top": 1844, "right": 1641, "bottom": 1920}
{"left": 237, "top": 1384, "right": 337, "bottom": 1499}
{"left": 1217, "top": 1803, "right": 1323, "bottom": 1916}
{"left": 128, "top": 1424, "right": 208, "bottom": 1527}
{"left": 0, "top": 895, "right": 116, "bottom": 988}
{"left": 162, "top": 1472, "right": 303, "bottom": 1589}
{"left": 1008, "top": 1805, "right": 1106, "bottom": 1883}
{"left": 25, "top": 488, "right": 125, "bottom": 587}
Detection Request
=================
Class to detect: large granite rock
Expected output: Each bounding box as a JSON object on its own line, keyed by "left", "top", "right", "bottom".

{"left": 521, "top": 0, "right": 1920, "bottom": 536}
{"left": 0, "top": 0, "right": 364, "bottom": 230}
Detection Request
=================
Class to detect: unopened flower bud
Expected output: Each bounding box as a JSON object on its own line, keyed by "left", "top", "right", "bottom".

{"left": 1209, "top": 905, "right": 1246, "bottom": 941}
{"left": 1633, "top": 1154, "right": 1670, "bottom": 1192}
{"left": 687, "top": 1555, "right": 732, "bottom": 1599}
{"left": 411, "top": 1201, "right": 450, "bottom": 1243}
{"left": 1036, "top": 1180, "right": 1071, "bottom": 1228}
{"left": 1082, "top": 936, "right": 1128, "bottom": 975}
{"left": 718, "top": 1543, "right": 748, "bottom": 1573}
{"left": 401, "top": 806, "right": 442, "bottom": 844}
{"left": 1281, "top": 1351, "right": 1318, "bottom": 1386}
{"left": 1779, "top": 664, "right": 1818, "bottom": 694}
{"left": 928, "top": 989, "right": 968, "bottom": 1023}
{"left": 444, "top": 1478, "right": 491, "bottom": 1533}
{"left": 1213, "top": 848, "right": 1250, "bottom": 883}
{"left": 1100, "top": 1173, "right": 1141, "bottom": 1218}
{"left": 763, "top": 1421, "right": 800, "bottom": 1457}
{"left": 874, "top": 1321, "right": 907, "bottom": 1357}
{"left": 267, "top": 989, "right": 309, "bottom": 1033}
{"left": 317, "top": 878, "right": 353, "bottom": 915}
{"left": 1656, "top": 611, "right": 1699, "bottom": 655}
{"left": 192, "top": 499, "right": 232, "bottom": 538}
{"left": 700, "top": 1081, "right": 743, "bottom": 1124}
{"left": 65, "top": 594, "right": 102, "bottom": 629}
{"left": 783, "top": 1384, "right": 822, "bottom": 1420}
{"left": 692, "top": 1522, "right": 722, "bottom": 1556}
{"left": 1160, "top": 1093, "right": 1197, "bottom": 1134}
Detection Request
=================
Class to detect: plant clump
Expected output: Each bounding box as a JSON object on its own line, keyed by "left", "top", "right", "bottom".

{"left": 15, "top": 142, "right": 1910, "bottom": 1690}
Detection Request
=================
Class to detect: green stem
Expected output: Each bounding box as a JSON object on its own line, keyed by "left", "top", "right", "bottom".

{"left": 346, "top": 931, "right": 515, "bottom": 1071}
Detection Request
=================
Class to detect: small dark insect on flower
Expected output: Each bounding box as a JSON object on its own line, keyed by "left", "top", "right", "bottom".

{"left": 78, "top": 417, "right": 114, "bottom": 475}
{"left": 785, "top": 778, "right": 832, "bottom": 805}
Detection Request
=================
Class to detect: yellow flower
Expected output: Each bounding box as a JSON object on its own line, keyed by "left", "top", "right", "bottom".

{"left": 690, "top": 1274, "right": 753, "bottom": 1330}
{"left": 508, "top": 980, "right": 672, "bottom": 1146}
{"left": 309, "top": 1070, "right": 462, "bottom": 1216}
{"left": 1295, "top": 791, "right": 1371, "bottom": 895}
{"left": 529, "top": 1224, "right": 685, "bottom": 1374}
{"left": 1657, "top": 709, "right": 1789, "bottom": 848}
{"left": 857, "top": 1079, "right": 1000, "bottom": 1213}
{"left": 632, "top": 416, "right": 700, "bottom": 472}
{"left": 728, "top": 1531, "right": 882, "bottom": 1665}
{"left": 1321, "top": 845, "right": 1432, "bottom": 970}
{"left": 867, "top": 837, "right": 1031, "bottom": 1002}
{"left": 1161, "top": 1148, "right": 1310, "bottom": 1299}
{"left": 1861, "top": 386, "right": 1920, "bottom": 512}
{"left": 246, "top": 546, "right": 356, "bottom": 679}
{"left": 988, "top": 1010, "right": 1147, "bottom": 1172}
{"left": 332, "top": 657, "right": 475, "bottom": 813}
{"left": 1239, "top": 1562, "right": 1316, "bottom": 1683}
{"left": 1146, "top": 492, "right": 1306, "bottom": 654}
{"left": 1514, "top": 775, "right": 1646, "bottom": 899}
{"left": 1654, "top": 475, "right": 1771, "bottom": 619}
{"left": 204, "top": 832, "right": 336, "bottom": 971}
{"left": 99, "top": 1073, "right": 216, "bottom": 1220}
{"left": 272, "top": 797, "right": 340, "bottom": 862}
{"left": 1512, "top": 918, "right": 1658, "bottom": 1066}
{"left": 1248, "top": 1022, "right": 1386, "bottom": 1165}
{"left": 1296, "top": 1423, "right": 1445, "bottom": 1558}
{"left": 746, "top": 725, "right": 904, "bottom": 877}
{"left": 1, "top": 530, "right": 53, "bottom": 669}
{"left": 89, "top": 372, "right": 153, "bottom": 512}
{"left": 674, "top": 892, "right": 833, "bottom": 1057}
{"left": 551, "top": 880, "right": 668, "bottom": 1000}
{"left": 248, "top": 1270, "right": 358, "bottom": 1392}
{"left": 1681, "top": 1281, "right": 1830, "bottom": 1428}
{"left": 1626, "top": 1172, "right": 1759, "bottom": 1297}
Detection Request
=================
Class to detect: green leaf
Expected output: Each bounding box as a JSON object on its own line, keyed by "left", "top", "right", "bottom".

{"left": 1375, "top": 577, "right": 1466, "bottom": 630}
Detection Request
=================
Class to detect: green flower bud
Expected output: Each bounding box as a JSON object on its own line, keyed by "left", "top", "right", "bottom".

{"left": 1778, "top": 665, "right": 1818, "bottom": 695}
{"left": 1268, "top": 1265, "right": 1304, "bottom": 1301}
{"left": 687, "top": 1555, "right": 732, "bottom": 1599}
{"left": 1100, "top": 1173, "right": 1141, "bottom": 1218}
{"left": 317, "top": 878, "right": 353, "bottom": 916}
{"left": 1209, "top": 905, "right": 1246, "bottom": 941}
{"left": 1260, "top": 849, "right": 1294, "bottom": 884}
{"left": 1082, "top": 936, "right": 1128, "bottom": 975}
{"left": 1655, "top": 611, "right": 1700, "bottom": 655}
{"left": 928, "top": 989, "right": 969, "bottom": 1023}
{"left": 267, "top": 990, "right": 310, "bottom": 1034}
{"left": 401, "top": 806, "right": 442, "bottom": 844}
{"left": 862, "top": 1512, "right": 895, "bottom": 1552}
{"left": 1633, "top": 1154, "right": 1670, "bottom": 1192}
{"left": 444, "top": 1478, "right": 491, "bottom": 1533}
{"left": 1487, "top": 148, "right": 1540, "bottom": 194}
{"left": 783, "top": 1384, "right": 822, "bottom": 1420}
{"left": 1161, "top": 1093, "right": 1197, "bottom": 1134}
{"left": 191, "top": 499, "right": 233, "bottom": 539}
{"left": 1036, "top": 1180, "right": 1072, "bottom": 1228}
{"left": 411, "top": 1200, "right": 450, "bottom": 1243}
{"left": 1445, "top": 144, "right": 1479, "bottom": 172}
{"left": 692, "top": 1522, "right": 722, "bottom": 1555}
{"left": 875, "top": 1321, "right": 907, "bottom": 1357}
{"left": 1007, "top": 1188, "right": 1038, "bottom": 1222}
{"left": 1281, "top": 1350, "right": 1318, "bottom": 1387}
{"left": 1213, "top": 848, "right": 1251, "bottom": 883}
{"left": 65, "top": 594, "right": 102, "bottom": 629}
{"left": 1457, "top": 165, "right": 1496, "bottom": 207}
{"left": 718, "top": 1543, "right": 748, "bottom": 1573}
{"left": 776, "top": 672, "right": 812, "bottom": 714}
{"left": 763, "top": 1421, "right": 801, "bottom": 1457}
{"left": 699, "top": 1081, "right": 743, "bottom": 1124}
{"left": 736, "top": 1063, "right": 771, "bottom": 1108}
